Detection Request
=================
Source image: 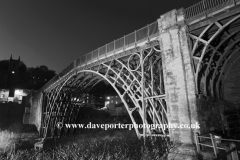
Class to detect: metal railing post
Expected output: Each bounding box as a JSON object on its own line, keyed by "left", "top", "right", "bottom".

{"left": 135, "top": 30, "right": 136, "bottom": 43}
{"left": 80, "top": 56, "right": 82, "bottom": 67}
{"left": 147, "top": 24, "right": 150, "bottom": 43}
{"left": 91, "top": 52, "right": 93, "bottom": 64}
{"left": 233, "top": 0, "right": 237, "bottom": 6}
{"left": 98, "top": 48, "right": 100, "bottom": 60}
{"left": 203, "top": 0, "right": 207, "bottom": 17}
{"left": 230, "top": 143, "right": 238, "bottom": 160}
{"left": 85, "top": 54, "right": 88, "bottom": 65}
{"left": 224, "top": 145, "right": 231, "bottom": 160}
{"left": 105, "top": 44, "right": 107, "bottom": 58}
{"left": 147, "top": 24, "right": 149, "bottom": 37}
{"left": 114, "top": 40, "right": 115, "bottom": 51}
{"left": 194, "top": 133, "right": 201, "bottom": 153}
{"left": 210, "top": 133, "right": 218, "bottom": 157}
{"left": 88, "top": 53, "right": 91, "bottom": 64}
{"left": 85, "top": 55, "right": 87, "bottom": 66}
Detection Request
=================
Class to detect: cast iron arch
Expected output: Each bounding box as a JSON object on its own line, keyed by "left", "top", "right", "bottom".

{"left": 188, "top": 13, "right": 240, "bottom": 98}
{"left": 40, "top": 43, "right": 168, "bottom": 139}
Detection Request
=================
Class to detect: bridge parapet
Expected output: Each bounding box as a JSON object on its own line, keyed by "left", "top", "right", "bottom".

{"left": 40, "top": 21, "right": 159, "bottom": 93}
{"left": 184, "top": 0, "right": 240, "bottom": 24}
{"left": 39, "top": 0, "right": 240, "bottom": 94}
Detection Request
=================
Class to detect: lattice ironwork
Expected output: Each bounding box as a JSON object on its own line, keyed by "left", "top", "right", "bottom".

{"left": 40, "top": 42, "right": 168, "bottom": 139}
{"left": 188, "top": 12, "right": 240, "bottom": 98}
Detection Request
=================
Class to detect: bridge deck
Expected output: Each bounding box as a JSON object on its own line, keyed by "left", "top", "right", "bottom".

{"left": 40, "top": 0, "right": 240, "bottom": 93}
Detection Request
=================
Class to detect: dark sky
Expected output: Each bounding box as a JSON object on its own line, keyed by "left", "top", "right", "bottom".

{"left": 0, "top": 0, "right": 200, "bottom": 74}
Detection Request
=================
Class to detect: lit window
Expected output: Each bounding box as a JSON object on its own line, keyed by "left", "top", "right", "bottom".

{"left": 0, "top": 94, "right": 3, "bottom": 98}
{"left": 15, "top": 90, "right": 22, "bottom": 95}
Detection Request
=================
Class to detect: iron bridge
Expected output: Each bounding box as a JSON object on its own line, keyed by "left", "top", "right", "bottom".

{"left": 25, "top": 0, "right": 240, "bottom": 141}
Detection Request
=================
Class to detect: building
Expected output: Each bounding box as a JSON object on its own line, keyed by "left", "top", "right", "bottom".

{"left": 82, "top": 94, "right": 105, "bottom": 108}
{"left": 102, "top": 95, "right": 128, "bottom": 116}
{"left": 0, "top": 88, "right": 30, "bottom": 104}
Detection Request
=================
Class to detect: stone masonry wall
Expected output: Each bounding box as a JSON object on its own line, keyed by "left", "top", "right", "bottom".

{"left": 195, "top": 57, "right": 240, "bottom": 134}
{"left": 23, "top": 91, "right": 43, "bottom": 132}
{"left": 223, "top": 58, "right": 240, "bottom": 106}
{"left": 158, "top": 9, "right": 199, "bottom": 144}
{"left": 197, "top": 96, "right": 236, "bottom": 134}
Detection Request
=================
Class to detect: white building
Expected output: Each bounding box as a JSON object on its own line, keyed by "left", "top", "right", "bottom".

{"left": 0, "top": 89, "right": 30, "bottom": 104}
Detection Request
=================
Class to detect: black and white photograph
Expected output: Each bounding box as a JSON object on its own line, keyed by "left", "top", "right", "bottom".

{"left": 0, "top": 0, "right": 240, "bottom": 159}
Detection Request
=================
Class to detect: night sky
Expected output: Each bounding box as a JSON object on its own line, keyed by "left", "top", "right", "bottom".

{"left": 0, "top": 0, "right": 201, "bottom": 74}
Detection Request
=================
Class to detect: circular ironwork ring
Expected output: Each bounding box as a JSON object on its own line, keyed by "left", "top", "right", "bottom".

{"left": 127, "top": 52, "right": 141, "bottom": 72}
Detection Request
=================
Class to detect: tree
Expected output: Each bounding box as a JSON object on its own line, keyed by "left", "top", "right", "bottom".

{"left": 39, "top": 65, "right": 48, "bottom": 71}
{"left": 27, "top": 65, "right": 56, "bottom": 89}
{"left": 19, "top": 61, "right": 27, "bottom": 72}
{"left": 0, "top": 60, "right": 9, "bottom": 70}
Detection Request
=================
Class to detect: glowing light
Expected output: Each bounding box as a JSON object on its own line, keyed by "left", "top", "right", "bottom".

{"left": 15, "top": 89, "right": 22, "bottom": 95}
{"left": 107, "top": 97, "right": 110, "bottom": 100}
{"left": 12, "top": 71, "right": 15, "bottom": 74}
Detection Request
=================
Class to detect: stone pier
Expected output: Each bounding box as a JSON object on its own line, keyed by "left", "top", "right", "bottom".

{"left": 158, "top": 9, "right": 199, "bottom": 159}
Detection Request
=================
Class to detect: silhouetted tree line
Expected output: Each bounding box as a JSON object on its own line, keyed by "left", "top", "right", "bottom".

{"left": 0, "top": 60, "right": 27, "bottom": 72}
{"left": 0, "top": 60, "right": 56, "bottom": 90}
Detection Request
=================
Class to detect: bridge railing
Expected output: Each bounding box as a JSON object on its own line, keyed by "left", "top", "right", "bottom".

{"left": 40, "top": 0, "right": 240, "bottom": 92}
{"left": 184, "top": 0, "right": 237, "bottom": 22}
{"left": 40, "top": 21, "right": 159, "bottom": 92}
